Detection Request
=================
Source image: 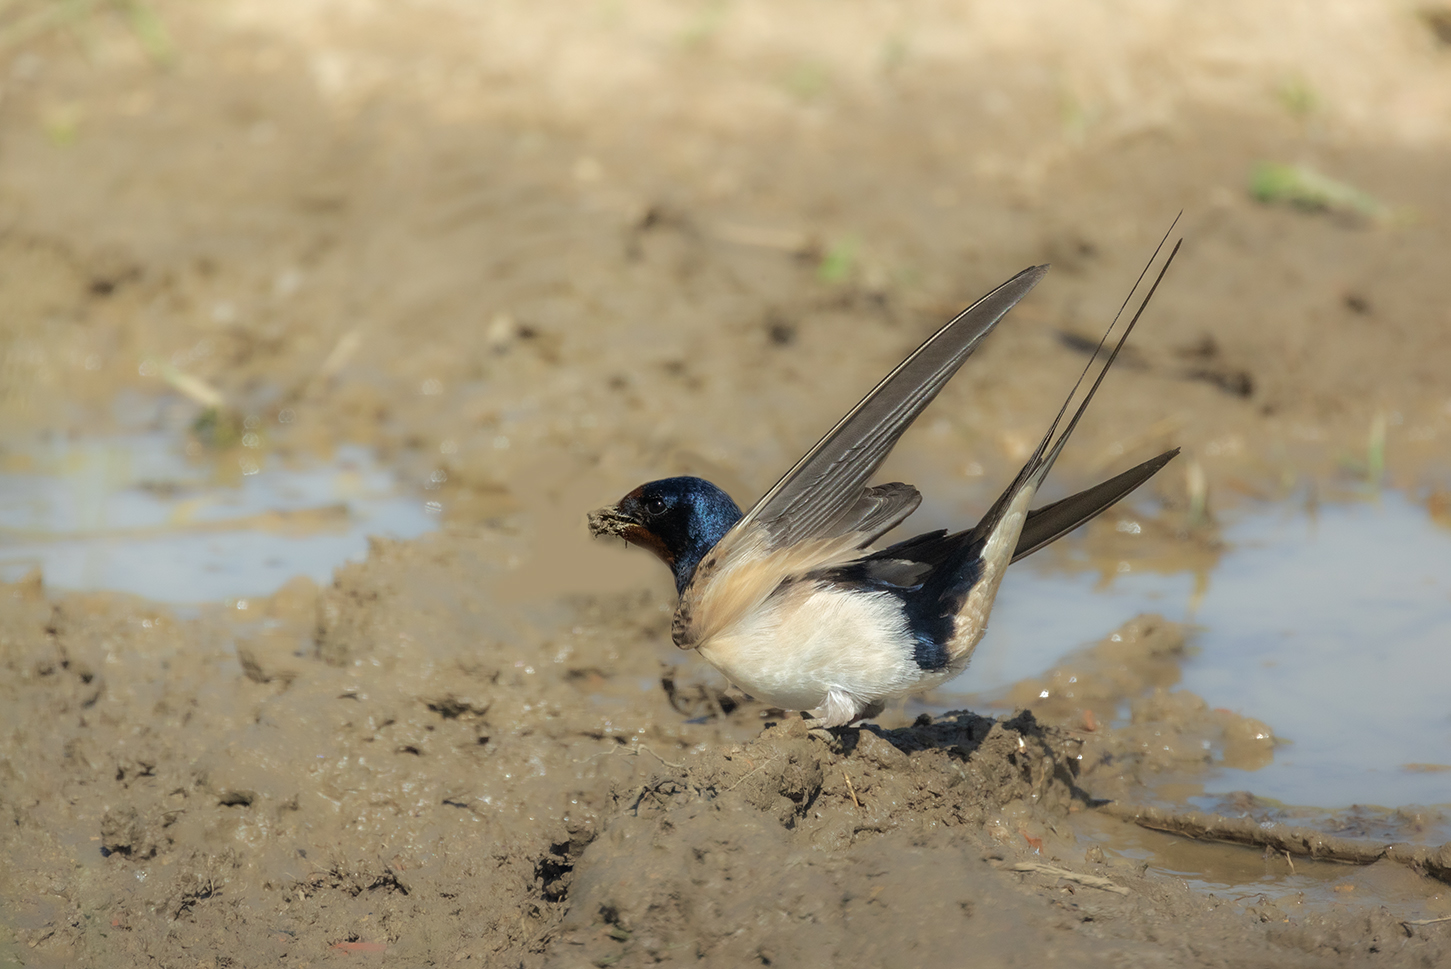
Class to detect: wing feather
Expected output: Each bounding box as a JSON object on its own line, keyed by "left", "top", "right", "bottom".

{"left": 672, "top": 265, "right": 1047, "bottom": 649}
{"left": 831, "top": 482, "right": 922, "bottom": 547}
{"left": 737, "top": 264, "right": 1048, "bottom": 548}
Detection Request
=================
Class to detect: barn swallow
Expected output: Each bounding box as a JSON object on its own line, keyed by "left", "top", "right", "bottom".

{"left": 589, "top": 236, "right": 1182, "bottom": 726}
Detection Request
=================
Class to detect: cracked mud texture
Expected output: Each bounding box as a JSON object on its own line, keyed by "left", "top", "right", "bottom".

{"left": 3, "top": 0, "right": 1451, "bottom": 965}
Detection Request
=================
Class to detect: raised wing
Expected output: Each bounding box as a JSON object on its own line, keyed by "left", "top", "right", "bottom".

{"left": 734, "top": 264, "right": 1049, "bottom": 550}
{"left": 671, "top": 264, "right": 1046, "bottom": 650}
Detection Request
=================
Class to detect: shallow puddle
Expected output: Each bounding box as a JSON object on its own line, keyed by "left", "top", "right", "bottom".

{"left": 2, "top": 421, "right": 1447, "bottom": 842}
{"left": 0, "top": 430, "right": 436, "bottom": 604}
{"left": 926, "top": 490, "right": 1451, "bottom": 823}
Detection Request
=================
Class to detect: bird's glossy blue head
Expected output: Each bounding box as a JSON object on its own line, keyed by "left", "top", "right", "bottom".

{"left": 587, "top": 476, "right": 743, "bottom": 593}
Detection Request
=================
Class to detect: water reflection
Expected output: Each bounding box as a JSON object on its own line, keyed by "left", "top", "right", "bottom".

{"left": 0, "top": 433, "right": 436, "bottom": 603}
{"left": 930, "top": 491, "right": 1451, "bottom": 812}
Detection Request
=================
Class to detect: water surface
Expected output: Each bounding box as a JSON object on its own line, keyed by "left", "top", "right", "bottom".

{"left": 0, "top": 432, "right": 436, "bottom": 604}
{"left": 938, "top": 491, "right": 1451, "bottom": 813}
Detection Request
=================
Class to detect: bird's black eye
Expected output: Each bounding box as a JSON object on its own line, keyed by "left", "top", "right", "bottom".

{"left": 643, "top": 495, "right": 668, "bottom": 517}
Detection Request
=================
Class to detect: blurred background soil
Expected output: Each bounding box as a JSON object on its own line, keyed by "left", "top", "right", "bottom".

{"left": 2, "top": 0, "right": 1451, "bottom": 965}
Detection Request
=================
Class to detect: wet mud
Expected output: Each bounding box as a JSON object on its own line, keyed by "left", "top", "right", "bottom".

{"left": 5, "top": 563, "right": 1449, "bottom": 967}
{"left": 3, "top": 0, "right": 1451, "bottom": 965}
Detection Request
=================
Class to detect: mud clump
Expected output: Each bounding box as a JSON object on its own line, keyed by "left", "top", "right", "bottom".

{"left": 551, "top": 713, "right": 1088, "bottom": 967}
{"left": 98, "top": 806, "right": 161, "bottom": 859}
{"left": 998, "top": 614, "right": 1286, "bottom": 800}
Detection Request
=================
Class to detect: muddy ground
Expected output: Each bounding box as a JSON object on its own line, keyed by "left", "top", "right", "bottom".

{"left": 2, "top": 0, "right": 1451, "bottom": 965}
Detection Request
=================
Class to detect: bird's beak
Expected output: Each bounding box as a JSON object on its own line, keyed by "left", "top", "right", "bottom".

{"left": 586, "top": 501, "right": 674, "bottom": 565}
{"left": 586, "top": 503, "right": 638, "bottom": 539}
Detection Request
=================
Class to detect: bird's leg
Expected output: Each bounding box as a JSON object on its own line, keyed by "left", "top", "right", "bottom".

{"left": 704, "top": 683, "right": 729, "bottom": 723}
{"left": 854, "top": 700, "right": 886, "bottom": 723}
{"left": 795, "top": 712, "right": 839, "bottom": 743}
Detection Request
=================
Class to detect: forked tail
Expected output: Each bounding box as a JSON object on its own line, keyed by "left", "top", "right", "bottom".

{"left": 972, "top": 221, "right": 1184, "bottom": 551}
{"left": 933, "top": 221, "right": 1184, "bottom": 666}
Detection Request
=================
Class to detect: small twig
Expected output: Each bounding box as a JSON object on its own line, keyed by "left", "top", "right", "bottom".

{"left": 156, "top": 361, "right": 226, "bottom": 409}
{"left": 1008, "top": 862, "right": 1130, "bottom": 896}
{"left": 633, "top": 744, "right": 685, "bottom": 771}
{"left": 1284, "top": 850, "right": 1295, "bottom": 874}
{"left": 842, "top": 770, "right": 861, "bottom": 808}
{"left": 1100, "top": 801, "right": 1451, "bottom": 886}
{"left": 316, "top": 329, "right": 362, "bottom": 383}
{"left": 1403, "top": 916, "right": 1451, "bottom": 927}
{"left": 726, "top": 751, "right": 780, "bottom": 792}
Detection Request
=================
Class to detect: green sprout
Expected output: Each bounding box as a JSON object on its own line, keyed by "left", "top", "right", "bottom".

{"left": 784, "top": 61, "right": 830, "bottom": 101}
{"left": 1276, "top": 76, "right": 1317, "bottom": 119}
{"left": 1366, "top": 411, "right": 1387, "bottom": 485}
{"left": 1059, "top": 89, "right": 1090, "bottom": 140}
{"left": 121, "top": 1, "right": 174, "bottom": 66}
{"left": 0, "top": 0, "right": 174, "bottom": 67}
{"left": 817, "top": 237, "right": 858, "bottom": 284}
{"left": 880, "top": 33, "right": 908, "bottom": 73}
{"left": 191, "top": 407, "right": 244, "bottom": 450}
{"left": 679, "top": 0, "right": 727, "bottom": 48}
{"left": 42, "top": 103, "right": 82, "bottom": 145}
{"left": 1185, "top": 459, "right": 1209, "bottom": 529}
{"left": 1249, "top": 162, "right": 1389, "bottom": 221}
{"left": 1336, "top": 411, "right": 1389, "bottom": 486}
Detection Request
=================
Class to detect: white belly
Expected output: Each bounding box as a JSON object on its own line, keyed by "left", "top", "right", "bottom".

{"left": 694, "top": 581, "right": 935, "bottom": 719}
